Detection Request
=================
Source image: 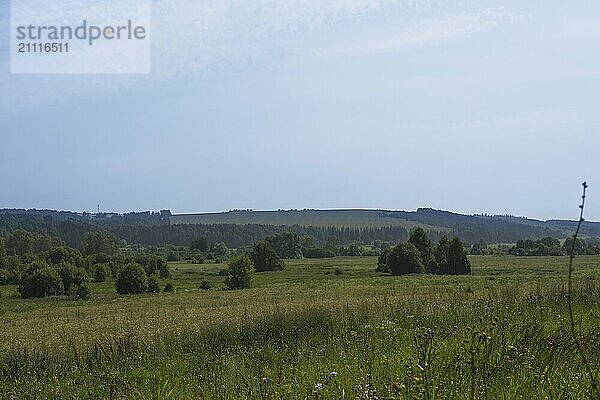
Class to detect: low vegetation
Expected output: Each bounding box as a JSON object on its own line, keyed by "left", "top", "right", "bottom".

{"left": 0, "top": 255, "right": 598, "bottom": 398}
{"left": 0, "top": 212, "right": 599, "bottom": 398}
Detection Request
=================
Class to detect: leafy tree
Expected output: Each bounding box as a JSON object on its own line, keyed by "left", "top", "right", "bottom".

{"left": 56, "top": 262, "right": 89, "bottom": 294}
{"left": 376, "top": 248, "right": 390, "bottom": 273}
{"left": 147, "top": 274, "right": 160, "bottom": 293}
{"left": 325, "top": 235, "right": 339, "bottom": 255}
{"left": 76, "top": 283, "right": 91, "bottom": 300}
{"left": 31, "top": 233, "right": 63, "bottom": 254}
{"left": 190, "top": 236, "right": 209, "bottom": 252}
{"left": 470, "top": 240, "right": 489, "bottom": 255}
{"left": 46, "top": 246, "right": 83, "bottom": 266}
{"left": 434, "top": 236, "right": 450, "bottom": 274}
{"left": 409, "top": 228, "right": 436, "bottom": 273}
{"left": 225, "top": 255, "right": 254, "bottom": 290}
{"left": 115, "top": 263, "right": 148, "bottom": 294}
{"left": 137, "top": 255, "right": 170, "bottom": 278}
{"left": 19, "top": 262, "right": 64, "bottom": 298}
{"left": 266, "top": 233, "right": 302, "bottom": 259}
{"left": 386, "top": 242, "right": 424, "bottom": 275}
{"left": 88, "top": 252, "right": 114, "bottom": 266}
{"left": 211, "top": 242, "right": 229, "bottom": 258}
{"left": 0, "top": 269, "right": 19, "bottom": 285}
{"left": 93, "top": 263, "right": 108, "bottom": 282}
{"left": 0, "top": 238, "right": 5, "bottom": 258}
{"left": 251, "top": 241, "right": 285, "bottom": 272}
{"left": 300, "top": 235, "right": 316, "bottom": 249}
{"left": 5, "top": 229, "right": 33, "bottom": 256}
{"left": 83, "top": 230, "right": 119, "bottom": 255}
{"left": 447, "top": 237, "right": 471, "bottom": 275}
{"left": 347, "top": 243, "right": 362, "bottom": 256}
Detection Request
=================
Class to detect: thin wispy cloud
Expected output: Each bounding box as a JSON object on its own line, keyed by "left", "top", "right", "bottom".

{"left": 1, "top": 0, "right": 520, "bottom": 111}
{"left": 305, "top": 8, "right": 522, "bottom": 60}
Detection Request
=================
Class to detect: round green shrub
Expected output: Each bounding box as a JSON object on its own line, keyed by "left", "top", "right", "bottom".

{"left": 386, "top": 242, "right": 424, "bottom": 276}
{"left": 76, "top": 283, "right": 91, "bottom": 300}
{"left": 56, "top": 262, "right": 89, "bottom": 294}
{"left": 251, "top": 241, "right": 285, "bottom": 272}
{"left": 115, "top": 263, "right": 148, "bottom": 295}
{"left": 19, "top": 263, "right": 64, "bottom": 298}
{"left": 93, "top": 264, "right": 108, "bottom": 283}
{"left": 164, "top": 282, "right": 174, "bottom": 293}
{"left": 147, "top": 274, "right": 160, "bottom": 293}
{"left": 199, "top": 279, "right": 214, "bottom": 291}
{"left": 225, "top": 255, "right": 254, "bottom": 290}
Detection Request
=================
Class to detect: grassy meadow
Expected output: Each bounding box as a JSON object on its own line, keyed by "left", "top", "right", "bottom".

{"left": 1, "top": 256, "right": 599, "bottom": 399}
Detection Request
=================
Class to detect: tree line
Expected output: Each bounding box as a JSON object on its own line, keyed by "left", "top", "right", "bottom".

{"left": 0, "top": 231, "right": 172, "bottom": 298}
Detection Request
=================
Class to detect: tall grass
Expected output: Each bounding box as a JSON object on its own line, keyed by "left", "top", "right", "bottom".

{"left": 1, "top": 276, "right": 599, "bottom": 399}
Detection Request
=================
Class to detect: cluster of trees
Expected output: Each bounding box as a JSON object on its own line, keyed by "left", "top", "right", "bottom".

{"left": 507, "top": 237, "right": 600, "bottom": 256}
{"left": 18, "top": 260, "right": 90, "bottom": 299}
{"left": 223, "top": 240, "right": 289, "bottom": 290}
{"left": 0, "top": 230, "right": 171, "bottom": 299}
{"left": 377, "top": 228, "right": 471, "bottom": 276}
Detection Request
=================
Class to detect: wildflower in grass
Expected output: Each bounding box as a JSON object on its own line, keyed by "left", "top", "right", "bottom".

{"left": 262, "top": 377, "right": 269, "bottom": 384}
{"left": 314, "top": 382, "right": 323, "bottom": 393}
{"left": 329, "top": 371, "right": 337, "bottom": 379}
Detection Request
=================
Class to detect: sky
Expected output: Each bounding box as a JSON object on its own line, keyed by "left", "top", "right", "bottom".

{"left": 0, "top": 0, "right": 599, "bottom": 220}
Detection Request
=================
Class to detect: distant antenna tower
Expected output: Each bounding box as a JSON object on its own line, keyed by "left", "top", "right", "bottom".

{"left": 97, "top": 204, "right": 100, "bottom": 214}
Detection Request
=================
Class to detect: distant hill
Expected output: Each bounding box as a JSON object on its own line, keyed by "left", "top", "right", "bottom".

{"left": 172, "top": 209, "right": 446, "bottom": 230}
{"left": 171, "top": 208, "right": 600, "bottom": 240}
{"left": 1, "top": 207, "right": 599, "bottom": 248}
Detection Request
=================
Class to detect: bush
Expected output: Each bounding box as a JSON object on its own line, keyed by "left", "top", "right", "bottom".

{"left": 0, "top": 268, "right": 19, "bottom": 285}
{"left": 108, "top": 261, "right": 122, "bottom": 280}
{"left": 409, "top": 228, "right": 437, "bottom": 273}
{"left": 147, "top": 274, "right": 160, "bottom": 293}
{"left": 166, "top": 250, "right": 180, "bottom": 262}
{"left": 115, "top": 263, "right": 148, "bottom": 295}
{"left": 76, "top": 283, "right": 91, "bottom": 300}
{"left": 45, "top": 246, "right": 83, "bottom": 266}
{"left": 137, "top": 255, "right": 169, "bottom": 278}
{"left": 447, "top": 237, "right": 472, "bottom": 275}
{"left": 88, "top": 252, "right": 113, "bottom": 266}
{"left": 200, "top": 280, "right": 214, "bottom": 291}
{"left": 225, "top": 255, "right": 254, "bottom": 290}
{"left": 83, "top": 231, "right": 119, "bottom": 255}
{"left": 303, "top": 248, "right": 336, "bottom": 259}
{"left": 19, "top": 263, "right": 64, "bottom": 298}
{"left": 56, "top": 263, "right": 89, "bottom": 294}
{"left": 251, "top": 241, "right": 285, "bottom": 272}
{"left": 164, "top": 282, "right": 174, "bottom": 293}
{"left": 387, "top": 242, "right": 424, "bottom": 275}
{"left": 93, "top": 264, "right": 108, "bottom": 282}
{"left": 376, "top": 248, "right": 390, "bottom": 273}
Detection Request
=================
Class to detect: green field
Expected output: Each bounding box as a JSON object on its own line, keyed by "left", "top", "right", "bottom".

{"left": 1, "top": 256, "right": 599, "bottom": 399}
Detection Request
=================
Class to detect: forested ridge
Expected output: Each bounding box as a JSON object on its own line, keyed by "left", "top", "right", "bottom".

{"left": 1, "top": 207, "right": 599, "bottom": 249}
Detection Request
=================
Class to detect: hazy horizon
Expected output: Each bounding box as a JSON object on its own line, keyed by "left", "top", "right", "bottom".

{"left": 1, "top": 0, "right": 599, "bottom": 221}
{"left": 2, "top": 204, "right": 596, "bottom": 223}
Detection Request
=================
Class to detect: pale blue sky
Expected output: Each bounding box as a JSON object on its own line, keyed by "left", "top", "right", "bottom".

{"left": 1, "top": 0, "right": 599, "bottom": 220}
